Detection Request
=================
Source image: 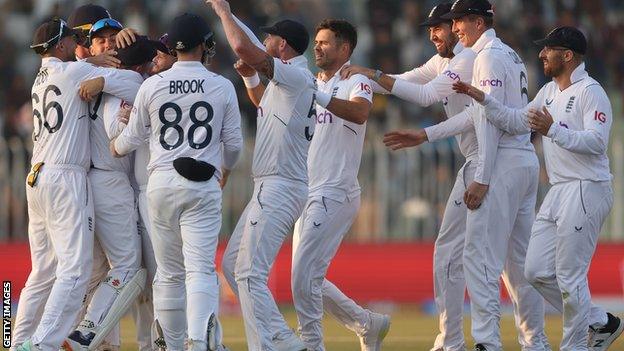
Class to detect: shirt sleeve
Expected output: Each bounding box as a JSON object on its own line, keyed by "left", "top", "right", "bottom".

{"left": 391, "top": 50, "right": 473, "bottom": 107}
{"left": 271, "top": 58, "right": 309, "bottom": 90}
{"left": 547, "top": 84, "right": 612, "bottom": 155}
{"left": 102, "top": 96, "right": 129, "bottom": 139}
{"left": 347, "top": 74, "right": 374, "bottom": 103}
{"left": 114, "top": 82, "right": 150, "bottom": 155}
{"left": 73, "top": 63, "right": 142, "bottom": 104}
{"left": 471, "top": 52, "right": 508, "bottom": 185}
{"left": 373, "top": 55, "right": 440, "bottom": 94}
{"left": 233, "top": 15, "right": 266, "bottom": 50}
{"left": 424, "top": 106, "right": 476, "bottom": 141}
{"left": 221, "top": 81, "right": 243, "bottom": 170}
{"left": 481, "top": 86, "right": 545, "bottom": 135}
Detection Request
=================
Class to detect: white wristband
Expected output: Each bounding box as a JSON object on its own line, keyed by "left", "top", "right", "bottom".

{"left": 242, "top": 73, "right": 260, "bottom": 88}
{"left": 316, "top": 91, "right": 331, "bottom": 108}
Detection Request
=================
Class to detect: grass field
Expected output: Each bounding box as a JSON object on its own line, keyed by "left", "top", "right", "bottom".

{"left": 117, "top": 305, "right": 624, "bottom": 350}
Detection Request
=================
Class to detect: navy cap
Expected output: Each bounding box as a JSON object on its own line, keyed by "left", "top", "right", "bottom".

{"left": 441, "top": 0, "right": 494, "bottom": 20}
{"left": 534, "top": 26, "right": 587, "bottom": 55}
{"left": 420, "top": 3, "right": 453, "bottom": 27}
{"left": 31, "top": 18, "right": 79, "bottom": 54}
{"left": 116, "top": 36, "right": 157, "bottom": 67}
{"left": 261, "top": 19, "right": 309, "bottom": 55}
{"left": 167, "top": 13, "right": 213, "bottom": 52}
{"left": 68, "top": 4, "right": 111, "bottom": 30}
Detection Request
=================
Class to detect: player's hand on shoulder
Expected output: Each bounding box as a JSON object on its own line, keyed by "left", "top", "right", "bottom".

{"left": 234, "top": 59, "right": 256, "bottom": 77}
{"left": 340, "top": 64, "right": 374, "bottom": 81}
{"left": 85, "top": 50, "right": 120, "bottom": 68}
{"left": 79, "top": 77, "right": 105, "bottom": 101}
{"left": 117, "top": 103, "right": 132, "bottom": 125}
{"left": 116, "top": 28, "right": 139, "bottom": 49}
{"left": 464, "top": 181, "right": 488, "bottom": 210}
{"left": 383, "top": 129, "right": 428, "bottom": 150}
{"left": 206, "top": 0, "right": 232, "bottom": 18}
{"left": 453, "top": 81, "right": 485, "bottom": 103}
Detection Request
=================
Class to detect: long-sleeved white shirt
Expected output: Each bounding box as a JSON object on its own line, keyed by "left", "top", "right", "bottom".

{"left": 478, "top": 63, "right": 612, "bottom": 183}
{"left": 114, "top": 61, "right": 243, "bottom": 180}
{"left": 375, "top": 44, "right": 478, "bottom": 160}
{"left": 426, "top": 29, "right": 534, "bottom": 184}
{"left": 30, "top": 57, "right": 141, "bottom": 170}
{"left": 90, "top": 70, "right": 143, "bottom": 175}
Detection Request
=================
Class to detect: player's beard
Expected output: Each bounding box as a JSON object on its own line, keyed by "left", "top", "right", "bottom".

{"left": 543, "top": 54, "right": 565, "bottom": 78}
{"left": 437, "top": 34, "right": 458, "bottom": 59}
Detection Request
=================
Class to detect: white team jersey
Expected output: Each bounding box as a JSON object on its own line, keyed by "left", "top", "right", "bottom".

{"left": 307, "top": 63, "right": 373, "bottom": 200}
{"left": 133, "top": 143, "right": 149, "bottom": 189}
{"left": 30, "top": 57, "right": 141, "bottom": 169}
{"left": 252, "top": 56, "right": 316, "bottom": 182}
{"left": 115, "top": 61, "right": 243, "bottom": 179}
{"left": 385, "top": 44, "right": 477, "bottom": 160}
{"left": 481, "top": 63, "right": 612, "bottom": 184}
{"left": 89, "top": 70, "right": 143, "bottom": 175}
{"left": 469, "top": 29, "right": 534, "bottom": 184}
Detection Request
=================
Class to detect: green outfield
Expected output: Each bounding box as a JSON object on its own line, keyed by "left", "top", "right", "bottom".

{"left": 117, "top": 305, "right": 624, "bottom": 350}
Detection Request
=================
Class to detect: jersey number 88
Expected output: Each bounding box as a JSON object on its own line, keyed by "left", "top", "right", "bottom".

{"left": 159, "top": 101, "right": 213, "bottom": 150}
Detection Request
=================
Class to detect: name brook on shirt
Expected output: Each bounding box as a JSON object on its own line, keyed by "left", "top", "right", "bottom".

{"left": 169, "top": 79, "right": 205, "bottom": 94}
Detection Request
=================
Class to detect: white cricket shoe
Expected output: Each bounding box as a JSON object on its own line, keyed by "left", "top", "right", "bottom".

{"left": 358, "top": 312, "right": 391, "bottom": 351}
{"left": 590, "top": 313, "right": 624, "bottom": 350}
{"left": 273, "top": 332, "right": 307, "bottom": 351}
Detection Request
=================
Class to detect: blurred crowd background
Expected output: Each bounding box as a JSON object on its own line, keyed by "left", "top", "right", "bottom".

{"left": 1, "top": 0, "right": 624, "bottom": 242}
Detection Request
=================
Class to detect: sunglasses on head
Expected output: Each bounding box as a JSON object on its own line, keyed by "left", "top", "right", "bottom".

{"left": 88, "top": 18, "right": 123, "bottom": 46}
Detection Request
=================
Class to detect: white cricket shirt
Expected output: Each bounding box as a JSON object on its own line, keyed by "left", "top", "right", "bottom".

{"left": 252, "top": 56, "right": 316, "bottom": 182}
{"left": 307, "top": 63, "right": 373, "bottom": 201}
{"left": 480, "top": 63, "right": 612, "bottom": 184}
{"left": 115, "top": 61, "right": 243, "bottom": 180}
{"left": 30, "top": 57, "right": 141, "bottom": 170}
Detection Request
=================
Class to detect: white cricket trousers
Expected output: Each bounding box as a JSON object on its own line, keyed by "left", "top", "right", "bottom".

{"left": 13, "top": 165, "right": 94, "bottom": 351}
{"left": 431, "top": 160, "right": 476, "bottom": 351}
{"left": 131, "top": 187, "right": 157, "bottom": 351}
{"left": 82, "top": 169, "right": 141, "bottom": 331}
{"left": 148, "top": 170, "right": 222, "bottom": 351}
{"left": 525, "top": 180, "right": 613, "bottom": 351}
{"left": 291, "top": 193, "right": 366, "bottom": 351}
{"left": 464, "top": 150, "right": 546, "bottom": 351}
{"left": 221, "top": 176, "right": 307, "bottom": 351}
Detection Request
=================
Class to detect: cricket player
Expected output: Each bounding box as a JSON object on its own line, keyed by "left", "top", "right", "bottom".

{"left": 13, "top": 18, "right": 140, "bottom": 351}
{"left": 342, "top": 3, "right": 477, "bottom": 349}
{"left": 453, "top": 26, "right": 623, "bottom": 351}
{"left": 67, "top": 24, "right": 152, "bottom": 350}
{"left": 68, "top": 4, "right": 120, "bottom": 68}
{"left": 288, "top": 18, "right": 388, "bottom": 351}
{"left": 112, "top": 13, "right": 242, "bottom": 351}
{"left": 207, "top": 0, "right": 315, "bottom": 349}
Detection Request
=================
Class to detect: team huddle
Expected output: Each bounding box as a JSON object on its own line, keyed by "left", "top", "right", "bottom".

{"left": 10, "top": 0, "right": 624, "bottom": 350}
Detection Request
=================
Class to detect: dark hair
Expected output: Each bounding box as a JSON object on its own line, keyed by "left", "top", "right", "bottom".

{"left": 316, "top": 19, "right": 358, "bottom": 55}
{"left": 466, "top": 14, "right": 494, "bottom": 28}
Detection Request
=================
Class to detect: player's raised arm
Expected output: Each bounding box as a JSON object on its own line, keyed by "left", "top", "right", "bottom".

{"left": 208, "top": 0, "right": 276, "bottom": 79}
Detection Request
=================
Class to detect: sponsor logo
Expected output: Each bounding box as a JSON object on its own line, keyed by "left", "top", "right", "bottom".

{"left": 559, "top": 121, "right": 569, "bottom": 129}
{"left": 313, "top": 222, "right": 321, "bottom": 228}
{"left": 250, "top": 220, "right": 258, "bottom": 226}
{"left": 316, "top": 110, "right": 334, "bottom": 124}
{"left": 305, "top": 126, "right": 314, "bottom": 141}
{"left": 594, "top": 111, "right": 606, "bottom": 123}
{"left": 359, "top": 82, "right": 372, "bottom": 94}
{"left": 479, "top": 79, "right": 503, "bottom": 87}
{"left": 443, "top": 70, "right": 461, "bottom": 81}
{"left": 574, "top": 226, "right": 583, "bottom": 232}
{"left": 175, "top": 41, "right": 185, "bottom": 50}
{"left": 454, "top": 200, "right": 462, "bottom": 206}
{"left": 565, "top": 96, "right": 575, "bottom": 112}
{"left": 545, "top": 98, "right": 553, "bottom": 106}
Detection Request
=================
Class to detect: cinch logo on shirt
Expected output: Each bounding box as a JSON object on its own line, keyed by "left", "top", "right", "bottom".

{"left": 169, "top": 79, "right": 205, "bottom": 94}
{"left": 559, "top": 121, "right": 569, "bottom": 129}
{"left": 480, "top": 79, "right": 503, "bottom": 87}
{"left": 317, "top": 110, "right": 334, "bottom": 124}
{"left": 443, "top": 70, "right": 461, "bottom": 81}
